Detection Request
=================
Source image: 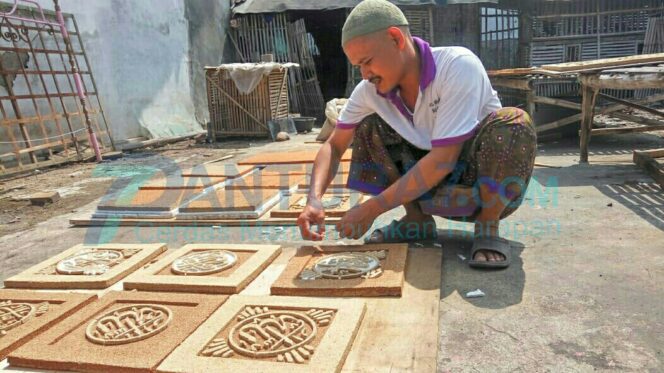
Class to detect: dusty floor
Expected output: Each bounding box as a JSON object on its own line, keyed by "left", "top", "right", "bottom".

{"left": 0, "top": 127, "right": 662, "bottom": 372}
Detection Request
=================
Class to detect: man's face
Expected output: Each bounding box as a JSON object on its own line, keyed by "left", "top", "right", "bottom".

{"left": 343, "top": 28, "right": 405, "bottom": 94}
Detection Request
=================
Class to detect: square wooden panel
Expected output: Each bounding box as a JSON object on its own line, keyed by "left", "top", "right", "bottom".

{"left": 123, "top": 244, "right": 282, "bottom": 294}
{"left": 157, "top": 295, "right": 365, "bottom": 373}
{"left": 177, "top": 189, "right": 281, "bottom": 219}
{"left": 0, "top": 290, "right": 96, "bottom": 360}
{"left": 270, "top": 191, "right": 367, "bottom": 218}
{"left": 139, "top": 176, "right": 226, "bottom": 190}
{"left": 270, "top": 244, "right": 408, "bottom": 297}
{"left": 180, "top": 164, "right": 255, "bottom": 178}
{"left": 237, "top": 149, "right": 352, "bottom": 165}
{"left": 226, "top": 170, "right": 305, "bottom": 190}
{"left": 8, "top": 291, "right": 227, "bottom": 373}
{"left": 4, "top": 243, "right": 167, "bottom": 290}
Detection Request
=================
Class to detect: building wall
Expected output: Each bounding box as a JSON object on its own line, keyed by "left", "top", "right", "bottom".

{"left": 32, "top": 0, "right": 230, "bottom": 142}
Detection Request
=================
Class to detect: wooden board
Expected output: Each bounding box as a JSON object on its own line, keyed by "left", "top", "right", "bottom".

{"left": 263, "top": 162, "right": 351, "bottom": 175}
{"left": 157, "top": 295, "right": 366, "bottom": 373}
{"left": 0, "top": 291, "right": 97, "bottom": 360}
{"left": 487, "top": 67, "right": 536, "bottom": 77}
{"left": 270, "top": 244, "right": 408, "bottom": 297}
{"left": 69, "top": 215, "right": 342, "bottom": 227}
{"left": 180, "top": 164, "right": 255, "bottom": 178}
{"left": 237, "top": 149, "right": 353, "bottom": 165}
{"left": 541, "top": 52, "right": 664, "bottom": 72}
{"left": 226, "top": 172, "right": 305, "bottom": 190}
{"left": 3, "top": 243, "right": 167, "bottom": 290}
{"left": 269, "top": 191, "right": 366, "bottom": 218}
{"left": 123, "top": 244, "right": 282, "bottom": 294}
{"left": 138, "top": 176, "right": 227, "bottom": 190}
{"left": 633, "top": 149, "right": 664, "bottom": 188}
{"left": 97, "top": 189, "right": 198, "bottom": 212}
{"left": 7, "top": 291, "right": 227, "bottom": 373}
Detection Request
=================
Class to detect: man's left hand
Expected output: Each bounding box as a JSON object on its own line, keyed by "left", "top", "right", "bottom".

{"left": 335, "top": 199, "right": 382, "bottom": 239}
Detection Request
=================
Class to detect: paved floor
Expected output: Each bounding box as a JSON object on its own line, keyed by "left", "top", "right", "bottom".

{"left": 0, "top": 130, "right": 662, "bottom": 372}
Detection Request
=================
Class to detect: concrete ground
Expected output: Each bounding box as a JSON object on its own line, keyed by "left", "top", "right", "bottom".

{"left": 0, "top": 129, "right": 662, "bottom": 372}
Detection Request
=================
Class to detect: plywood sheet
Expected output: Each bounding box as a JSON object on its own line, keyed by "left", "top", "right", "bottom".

{"left": 270, "top": 244, "right": 408, "bottom": 297}
{"left": 269, "top": 191, "right": 367, "bottom": 218}
{"left": 157, "top": 295, "right": 365, "bottom": 373}
{"left": 123, "top": 244, "right": 282, "bottom": 294}
{"left": 7, "top": 291, "right": 227, "bottom": 373}
{"left": 263, "top": 162, "right": 351, "bottom": 175}
{"left": 298, "top": 172, "right": 350, "bottom": 189}
{"left": 237, "top": 149, "right": 352, "bottom": 165}
{"left": 97, "top": 189, "right": 197, "bottom": 212}
{"left": 3, "top": 243, "right": 167, "bottom": 289}
{"left": 0, "top": 290, "right": 96, "bottom": 360}
{"left": 178, "top": 189, "right": 280, "bottom": 213}
{"left": 226, "top": 171, "right": 305, "bottom": 190}
{"left": 180, "top": 164, "right": 255, "bottom": 178}
{"left": 139, "top": 176, "right": 226, "bottom": 190}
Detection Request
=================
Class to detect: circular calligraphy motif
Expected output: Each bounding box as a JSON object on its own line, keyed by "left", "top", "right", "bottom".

{"left": 0, "top": 301, "right": 35, "bottom": 335}
{"left": 312, "top": 252, "right": 381, "bottom": 279}
{"left": 171, "top": 250, "right": 238, "bottom": 275}
{"left": 56, "top": 250, "right": 123, "bottom": 275}
{"left": 228, "top": 311, "right": 317, "bottom": 358}
{"left": 85, "top": 304, "right": 172, "bottom": 345}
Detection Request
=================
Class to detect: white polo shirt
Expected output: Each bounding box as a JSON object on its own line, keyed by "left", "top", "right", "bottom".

{"left": 337, "top": 37, "right": 502, "bottom": 150}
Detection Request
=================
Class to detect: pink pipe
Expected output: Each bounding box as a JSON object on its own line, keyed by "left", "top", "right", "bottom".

{"left": 54, "top": 1, "right": 102, "bottom": 162}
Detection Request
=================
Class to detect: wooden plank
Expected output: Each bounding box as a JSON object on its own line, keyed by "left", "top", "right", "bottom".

{"left": 580, "top": 71, "right": 664, "bottom": 90}
{"left": 487, "top": 67, "right": 536, "bottom": 77}
{"left": 541, "top": 53, "right": 664, "bottom": 72}
{"left": 69, "top": 216, "right": 342, "bottom": 227}
{"left": 533, "top": 96, "right": 582, "bottom": 110}
{"left": 490, "top": 77, "right": 532, "bottom": 90}
{"left": 591, "top": 124, "right": 664, "bottom": 136}
{"left": 633, "top": 150, "right": 664, "bottom": 188}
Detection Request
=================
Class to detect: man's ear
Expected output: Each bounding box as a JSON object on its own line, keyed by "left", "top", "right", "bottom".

{"left": 386, "top": 27, "right": 406, "bottom": 50}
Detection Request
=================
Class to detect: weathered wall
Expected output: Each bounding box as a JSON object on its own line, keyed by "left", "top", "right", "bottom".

{"left": 30, "top": 0, "right": 229, "bottom": 142}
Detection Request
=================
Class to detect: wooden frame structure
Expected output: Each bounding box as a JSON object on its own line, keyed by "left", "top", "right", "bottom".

{"left": 491, "top": 53, "right": 664, "bottom": 163}
{"left": 0, "top": 0, "right": 113, "bottom": 177}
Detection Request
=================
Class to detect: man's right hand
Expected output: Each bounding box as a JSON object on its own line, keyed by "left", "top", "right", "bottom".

{"left": 297, "top": 199, "right": 326, "bottom": 241}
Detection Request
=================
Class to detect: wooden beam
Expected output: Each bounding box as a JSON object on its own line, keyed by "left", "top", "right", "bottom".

{"left": 579, "top": 86, "right": 598, "bottom": 163}
{"left": 597, "top": 93, "right": 664, "bottom": 120}
{"left": 580, "top": 72, "right": 664, "bottom": 90}
{"left": 532, "top": 96, "right": 581, "bottom": 110}
{"left": 591, "top": 124, "right": 664, "bottom": 136}
{"left": 490, "top": 77, "right": 532, "bottom": 90}
{"left": 606, "top": 112, "right": 664, "bottom": 128}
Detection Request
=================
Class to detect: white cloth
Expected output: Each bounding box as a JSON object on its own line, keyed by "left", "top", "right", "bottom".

{"left": 337, "top": 44, "right": 501, "bottom": 150}
{"left": 209, "top": 62, "right": 299, "bottom": 94}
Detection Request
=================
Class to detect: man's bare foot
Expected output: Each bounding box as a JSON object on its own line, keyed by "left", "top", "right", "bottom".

{"left": 365, "top": 214, "right": 437, "bottom": 243}
{"left": 473, "top": 222, "right": 506, "bottom": 262}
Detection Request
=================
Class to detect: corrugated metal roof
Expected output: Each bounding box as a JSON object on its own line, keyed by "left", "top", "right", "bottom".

{"left": 232, "top": 0, "right": 444, "bottom": 15}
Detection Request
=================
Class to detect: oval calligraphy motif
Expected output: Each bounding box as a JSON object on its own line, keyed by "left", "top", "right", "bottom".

{"left": 228, "top": 311, "right": 317, "bottom": 358}
{"left": 0, "top": 301, "right": 35, "bottom": 334}
{"left": 171, "top": 250, "right": 237, "bottom": 276}
{"left": 56, "top": 249, "right": 124, "bottom": 275}
{"left": 312, "top": 252, "right": 381, "bottom": 279}
{"left": 85, "top": 304, "right": 172, "bottom": 345}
